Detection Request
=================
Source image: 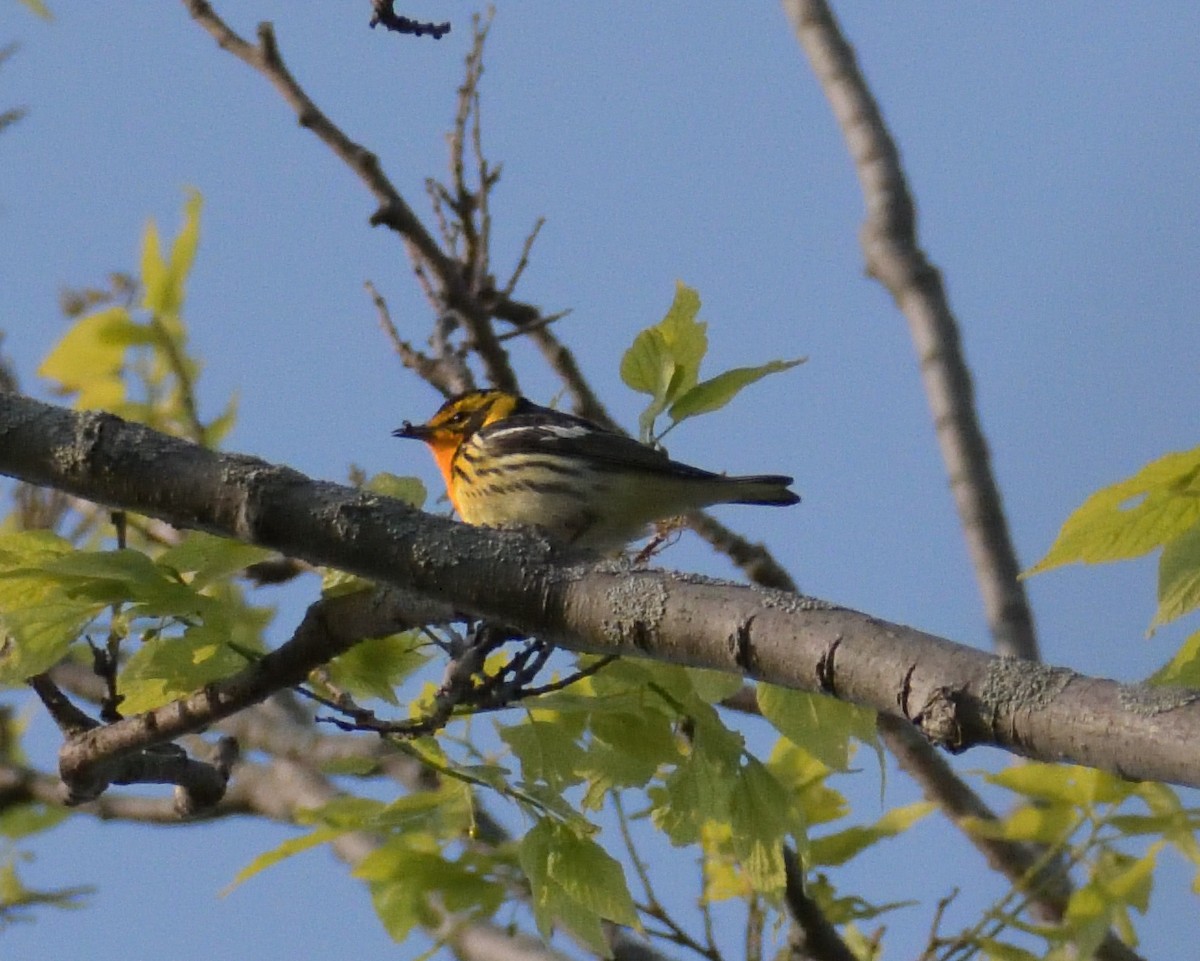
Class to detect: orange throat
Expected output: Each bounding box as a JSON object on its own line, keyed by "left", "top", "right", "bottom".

{"left": 425, "top": 438, "right": 463, "bottom": 514}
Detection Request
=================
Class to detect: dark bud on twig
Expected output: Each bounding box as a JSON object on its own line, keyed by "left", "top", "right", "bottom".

{"left": 369, "top": 0, "right": 451, "bottom": 40}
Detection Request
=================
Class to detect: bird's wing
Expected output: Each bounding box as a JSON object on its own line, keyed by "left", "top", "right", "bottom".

{"left": 479, "top": 415, "right": 716, "bottom": 479}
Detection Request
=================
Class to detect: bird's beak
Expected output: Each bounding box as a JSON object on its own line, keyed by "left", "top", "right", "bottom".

{"left": 392, "top": 420, "right": 432, "bottom": 441}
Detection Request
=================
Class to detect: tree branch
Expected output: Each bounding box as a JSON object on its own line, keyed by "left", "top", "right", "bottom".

{"left": 781, "top": 847, "right": 857, "bottom": 961}
{"left": 3, "top": 393, "right": 1199, "bottom": 792}
{"left": 782, "top": 0, "right": 1039, "bottom": 663}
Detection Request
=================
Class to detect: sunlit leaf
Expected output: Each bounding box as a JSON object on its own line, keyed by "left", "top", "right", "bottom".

{"left": 757, "top": 683, "right": 875, "bottom": 772}
{"left": 976, "top": 939, "right": 1042, "bottom": 961}
{"left": 1026, "top": 445, "right": 1200, "bottom": 575}
{"left": 728, "top": 757, "right": 799, "bottom": 893}
{"left": 18, "top": 0, "right": 54, "bottom": 21}
{"left": 519, "top": 818, "right": 637, "bottom": 955}
{"left": 143, "top": 190, "right": 202, "bottom": 317}
{"left": 324, "top": 632, "right": 427, "bottom": 706}
{"left": 225, "top": 826, "right": 345, "bottom": 893}
{"left": 1152, "top": 520, "right": 1200, "bottom": 632}
{"left": 364, "top": 472, "right": 427, "bottom": 509}
{"left": 767, "top": 740, "right": 848, "bottom": 827}
{"left": 37, "top": 306, "right": 150, "bottom": 408}
{"left": 987, "top": 762, "right": 1134, "bottom": 807}
{"left": 117, "top": 620, "right": 246, "bottom": 713}
{"left": 1148, "top": 628, "right": 1200, "bottom": 687}
{"left": 156, "top": 531, "right": 275, "bottom": 591}
{"left": 808, "top": 802, "right": 933, "bottom": 867}
{"left": 620, "top": 282, "right": 707, "bottom": 439}
{"left": 668, "top": 357, "right": 806, "bottom": 424}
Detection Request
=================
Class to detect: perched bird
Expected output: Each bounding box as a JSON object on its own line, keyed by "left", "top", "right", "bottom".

{"left": 394, "top": 389, "right": 799, "bottom": 551}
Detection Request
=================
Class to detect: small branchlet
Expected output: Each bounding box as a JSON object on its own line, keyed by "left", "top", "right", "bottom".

{"left": 306, "top": 624, "right": 615, "bottom": 739}
{"left": 368, "top": 0, "right": 450, "bottom": 40}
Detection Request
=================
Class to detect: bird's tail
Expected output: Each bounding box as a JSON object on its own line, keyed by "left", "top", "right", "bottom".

{"left": 721, "top": 474, "right": 800, "bottom": 507}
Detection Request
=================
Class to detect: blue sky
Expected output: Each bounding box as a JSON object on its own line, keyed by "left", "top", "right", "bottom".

{"left": 2, "top": 3, "right": 1198, "bottom": 959}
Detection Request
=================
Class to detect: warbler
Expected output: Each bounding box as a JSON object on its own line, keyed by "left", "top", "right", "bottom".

{"left": 394, "top": 389, "right": 799, "bottom": 550}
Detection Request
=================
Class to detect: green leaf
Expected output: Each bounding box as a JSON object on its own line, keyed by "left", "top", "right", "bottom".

{"left": 963, "top": 804, "right": 1078, "bottom": 846}
{"left": 299, "top": 795, "right": 387, "bottom": 829}
{"left": 767, "top": 740, "right": 848, "bottom": 827}
{"left": 324, "top": 633, "right": 427, "bottom": 706}
{"left": 0, "top": 803, "right": 69, "bottom": 840}
{"left": 1026, "top": 445, "right": 1200, "bottom": 576}
{"left": 364, "top": 472, "right": 427, "bottom": 508}
{"left": 37, "top": 306, "right": 150, "bottom": 408}
{"left": 202, "top": 393, "right": 239, "bottom": 447}
{"left": 685, "top": 666, "right": 744, "bottom": 704}
{"left": 620, "top": 282, "right": 707, "bottom": 440}
{"left": 500, "top": 719, "right": 586, "bottom": 792}
{"left": 368, "top": 781, "right": 474, "bottom": 835}
{"left": 225, "top": 825, "right": 345, "bottom": 893}
{"left": 757, "top": 684, "right": 876, "bottom": 772}
{"left": 320, "top": 567, "right": 375, "bottom": 598}
{"left": 986, "top": 762, "right": 1134, "bottom": 807}
{"left": 581, "top": 708, "right": 681, "bottom": 802}
{"left": 362, "top": 847, "right": 505, "bottom": 943}
{"left": 117, "top": 620, "right": 246, "bottom": 713}
{"left": 0, "top": 533, "right": 106, "bottom": 684}
{"left": 519, "top": 818, "right": 637, "bottom": 954}
{"left": 728, "top": 758, "right": 799, "bottom": 893}
{"left": 976, "top": 939, "right": 1042, "bottom": 961}
{"left": 156, "top": 531, "right": 276, "bottom": 592}
{"left": 1101, "top": 845, "right": 1159, "bottom": 912}
{"left": 668, "top": 357, "right": 806, "bottom": 424}
{"left": 318, "top": 756, "right": 380, "bottom": 776}
{"left": 1152, "top": 520, "right": 1200, "bottom": 632}
{"left": 38, "top": 549, "right": 214, "bottom": 619}
{"left": 649, "top": 736, "right": 735, "bottom": 846}
{"left": 1149, "top": 628, "right": 1200, "bottom": 687}
{"left": 143, "top": 190, "right": 202, "bottom": 317}
{"left": 18, "top": 0, "right": 54, "bottom": 21}
{"left": 808, "top": 802, "right": 933, "bottom": 867}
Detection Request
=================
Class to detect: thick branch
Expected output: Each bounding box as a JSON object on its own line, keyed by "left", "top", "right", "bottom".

{"left": 2, "top": 394, "right": 1198, "bottom": 791}
{"left": 782, "top": 0, "right": 1039, "bottom": 662}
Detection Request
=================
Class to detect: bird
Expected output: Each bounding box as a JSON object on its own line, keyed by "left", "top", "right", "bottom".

{"left": 393, "top": 388, "right": 799, "bottom": 552}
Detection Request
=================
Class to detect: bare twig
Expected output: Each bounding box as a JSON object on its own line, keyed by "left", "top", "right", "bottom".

{"left": 147, "top": 315, "right": 205, "bottom": 444}
{"left": 501, "top": 216, "right": 547, "bottom": 299}
{"left": 495, "top": 308, "right": 570, "bottom": 343}
{"left": 366, "top": 280, "right": 471, "bottom": 396}
{"left": 183, "top": 2, "right": 464, "bottom": 307}
{"left": 368, "top": 0, "right": 450, "bottom": 40}
{"left": 782, "top": 0, "right": 1039, "bottom": 663}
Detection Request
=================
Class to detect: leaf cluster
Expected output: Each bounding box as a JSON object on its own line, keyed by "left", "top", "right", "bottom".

{"left": 620, "top": 282, "right": 805, "bottom": 444}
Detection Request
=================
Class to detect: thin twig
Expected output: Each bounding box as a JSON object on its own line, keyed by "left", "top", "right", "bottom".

{"left": 366, "top": 280, "right": 470, "bottom": 396}
{"left": 147, "top": 315, "right": 205, "bottom": 444}
{"left": 501, "top": 216, "right": 546, "bottom": 298}
{"left": 495, "top": 308, "right": 570, "bottom": 343}
{"left": 182, "top": 1, "right": 462, "bottom": 304}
